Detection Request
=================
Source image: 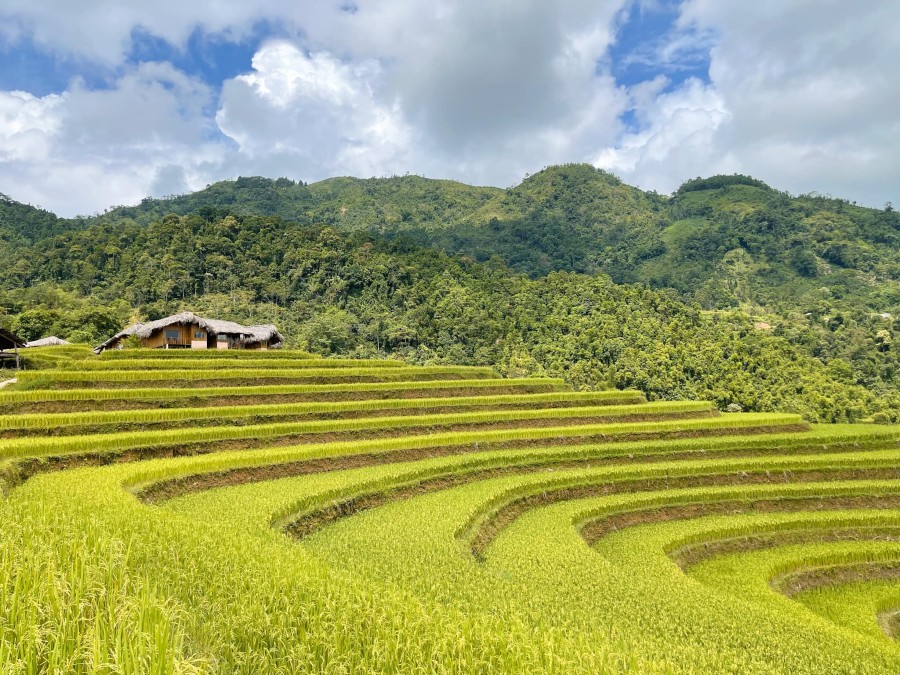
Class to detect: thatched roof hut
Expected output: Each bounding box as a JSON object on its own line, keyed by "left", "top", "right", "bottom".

{"left": 0, "top": 327, "right": 24, "bottom": 351}
{"left": 95, "top": 312, "right": 283, "bottom": 353}
{"left": 246, "top": 324, "right": 282, "bottom": 345}
{"left": 0, "top": 327, "right": 24, "bottom": 369}
{"left": 25, "top": 336, "right": 72, "bottom": 347}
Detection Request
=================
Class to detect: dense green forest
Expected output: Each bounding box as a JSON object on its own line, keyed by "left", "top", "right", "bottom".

{"left": 6, "top": 165, "right": 897, "bottom": 311}
{"left": 29, "top": 163, "right": 896, "bottom": 313}
{"left": 0, "top": 166, "right": 897, "bottom": 422}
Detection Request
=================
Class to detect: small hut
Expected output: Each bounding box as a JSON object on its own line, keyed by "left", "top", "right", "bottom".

{"left": 95, "top": 312, "right": 284, "bottom": 353}
{"left": 246, "top": 325, "right": 283, "bottom": 350}
{"left": 25, "top": 336, "right": 72, "bottom": 347}
{"left": 0, "top": 327, "right": 25, "bottom": 370}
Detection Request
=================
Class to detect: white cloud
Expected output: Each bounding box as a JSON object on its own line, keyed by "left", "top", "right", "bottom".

{"left": 0, "top": 90, "right": 64, "bottom": 162}
{"left": 0, "top": 2, "right": 635, "bottom": 212}
{"left": 216, "top": 42, "right": 413, "bottom": 179}
{"left": 0, "top": 1, "right": 898, "bottom": 214}
{"left": 389, "top": 2, "right": 626, "bottom": 150}
{"left": 0, "top": 1, "right": 298, "bottom": 65}
{"left": 606, "top": 0, "right": 900, "bottom": 205}
{"left": 0, "top": 63, "right": 225, "bottom": 214}
{"left": 595, "top": 77, "right": 735, "bottom": 191}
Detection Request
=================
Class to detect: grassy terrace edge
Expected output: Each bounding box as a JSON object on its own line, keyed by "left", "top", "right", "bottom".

{"left": 0, "top": 378, "right": 570, "bottom": 403}
{"left": 0, "top": 391, "right": 649, "bottom": 430}
{"left": 136, "top": 426, "right": 900, "bottom": 506}
{"left": 15, "top": 365, "right": 497, "bottom": 383}
{"left": 0, "top": 403, "right": 750, "bottom": 460}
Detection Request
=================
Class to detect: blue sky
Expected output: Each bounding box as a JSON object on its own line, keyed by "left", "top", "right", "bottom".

{"left": 0, "top": 26, "right": 261, "bottom": 96}
{"left": 0, "top": 1, "right": 896, "bottom": 215}
{"left": 609, "top": 1, "right": 710, "bottom": 88}
{"left": 1, "top": 2, "right": 710, "bottom": 96}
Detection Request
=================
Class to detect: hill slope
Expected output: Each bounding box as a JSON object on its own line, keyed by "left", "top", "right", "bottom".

{"left": 0, "top": 167, "right": 897, "bottom": 422}
{"left": 4, "top": 165, "right": 898, "bottom": 314}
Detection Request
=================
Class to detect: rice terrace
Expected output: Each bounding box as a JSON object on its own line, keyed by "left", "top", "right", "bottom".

{"left": 0, "top": 343, "right": 898, "bottom": 673}
{"left": 2, "top": 2, "right": 900, "bottom": 673}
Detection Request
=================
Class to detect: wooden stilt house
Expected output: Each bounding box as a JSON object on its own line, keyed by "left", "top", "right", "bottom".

{"left": 94, "top": 312, "right": 283, "bottom": 354}
{"left": 0, "top": 327, "right": 25, "bottom": 370}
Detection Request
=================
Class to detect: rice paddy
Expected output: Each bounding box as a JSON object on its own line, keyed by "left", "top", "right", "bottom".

{"left": 2, "top": 349, "right": 900, "bottom": 673}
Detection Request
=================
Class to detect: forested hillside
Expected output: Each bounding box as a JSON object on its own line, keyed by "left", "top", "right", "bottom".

{"left": 0, "top": 167, "right": 897, "bottom": 422}
{"left": 38, "top": 164, "right": 897, "bottom": 315}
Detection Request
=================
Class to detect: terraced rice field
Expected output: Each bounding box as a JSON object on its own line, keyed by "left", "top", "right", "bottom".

{"left": 2, "top": 349, "right": 900, "bottom": 673}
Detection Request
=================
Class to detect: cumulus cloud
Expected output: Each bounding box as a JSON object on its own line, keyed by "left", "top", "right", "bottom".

{"left": 0, "top": 0, "right": 898, "bottom": 214}
{"left": 607, "top": 0, "right": 900, "bottom": 204}
{"left": 216, "top": 42, "right": 413, "bottom": 178}
{"left": 0, "top": 2, "right": 636, "bottom": 212}
{"left": 0, "top": 90, "right": 64, "bottom": 162}
{"left": 0, "top": 1, "right": 303, "bottom": 65}
{"left": 0, "top": 62, "right": 224, "bottom": 214}
{"left": 595, "top": 77, "right": 736, "bottom": 192}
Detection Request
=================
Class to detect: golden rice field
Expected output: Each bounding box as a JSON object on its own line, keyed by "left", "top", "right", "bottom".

{"left": 2, "top": 346, "right": 900, "bottom": 673}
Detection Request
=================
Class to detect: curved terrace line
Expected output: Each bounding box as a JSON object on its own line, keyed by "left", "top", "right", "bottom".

{"left": 141, "top": 431, "right": 898, "bottom": 506}
{"left": 289, "top": 470, "right": 900, "bottom": 547}
{"left": 0, "top": 395, "right": 665, "bottom": 432}
{"left": 0, "top": 410, "right": 797, "bottom": 462}
{"left": 2, "top": 417, "right": 807, "bottom": 490}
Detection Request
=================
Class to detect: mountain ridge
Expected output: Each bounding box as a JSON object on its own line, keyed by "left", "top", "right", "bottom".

{"left": 4, "top": 163, "right": 895, "bottom": 314}
{"left": 0, "top": 166, "right": 897, "bottom": 422}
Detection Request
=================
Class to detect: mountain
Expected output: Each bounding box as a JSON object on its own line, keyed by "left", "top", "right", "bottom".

{"left": 0, "top": 194, "right": 85, "bottom": 265}
{"left": 27, "top": 164, "right": 892, "bottom": 315}
{"left": 0, "top": 166, "right": 897, "bottom": 422}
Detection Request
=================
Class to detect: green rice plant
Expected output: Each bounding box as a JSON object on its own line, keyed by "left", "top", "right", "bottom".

{"left": 99, "top": 349, "right": 316, "bottom": 359}
{"left": 480, "top": 483, "right": 900, "bottom": 672}
{"left": 70, "top": 357, "right": 411, "bottom": 370}
{"left": 690, "top": 536, "right": 900, "bottom": 613}
{"left": 580, "top": 503, "right": 900, "bottom": 645}
{"left": 110, "top": 424, "right": 899, "bottom": 512}
{"left": 0, "top": 390, "right": 647, "bottom": 430}
{"left": 132, "top": 422, "right": 900, "bottom": 493}
{"left": 3, "top": 421, "right": 899, "bottom": 672}
{"left": 4, "top": 460, "right": 655, "bottom": 673}
{"left": 455, "top": 447, "right": 900, "bottom": 550}
{"left": 15, "top": 365, "right": 497, "bottom": 384}
{"left": 795, "top": 578, "right": 900, "bottom": 641}
{"left": 0, "top": 377, "right": 569, "bottom": 404}
{"left": 0, "top": 400, "right": 730, "bottom": 460}
{"left": 0, "top": 497, "right": 206, "bottom": 673}
{"left": 265, "top": 470, "right": 900, "bottom": 672}
{"left": 250, "top": 441, "right": 900, "bottom": 539}
{"left": 5, "top": 348, "right": 900, "bottom": 674}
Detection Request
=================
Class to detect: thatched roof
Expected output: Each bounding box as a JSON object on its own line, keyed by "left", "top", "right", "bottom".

{"left": 247, "top": 324, "right": 282, "bottom": 345}
{"left": 0, "top": 327, "right": 25, "bottom": 351}
{"left": 25, "top": 336, "right": 72, "bottom": 347}
{"left": 94, "top": 312, "right": 283, "bottom": 353}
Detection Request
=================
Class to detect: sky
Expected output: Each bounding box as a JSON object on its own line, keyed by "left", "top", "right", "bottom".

{"left": 0, "top": 0, "right": 897, "bottom": 216}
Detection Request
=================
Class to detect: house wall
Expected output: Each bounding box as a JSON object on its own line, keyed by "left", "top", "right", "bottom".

{"left": 242, "top": 338, "right": 273, "bottom": 350}
{"left": 215, "top": 333, "right": 235, "bottom": 350}
{"left": 142, "top": 330, "right": 168, "bottom": 349}
{"left": 190, "top": 327, "right": 208, "bottom": 350}
{"left": 141, "top": 323, "right": 203, "bottom": 349}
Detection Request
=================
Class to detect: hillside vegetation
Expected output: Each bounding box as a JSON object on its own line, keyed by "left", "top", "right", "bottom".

{"left": 27, "top": 164, "right": 895, "bottom": 313}
{"left": 0, "top": 166, "right": 897, "bottom": 421}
